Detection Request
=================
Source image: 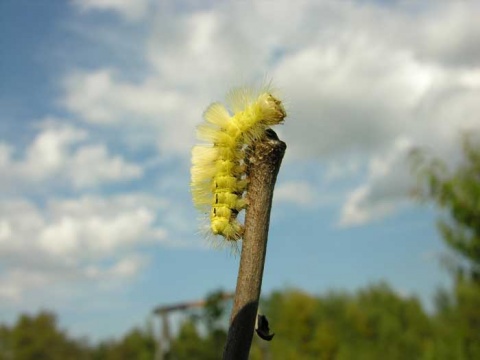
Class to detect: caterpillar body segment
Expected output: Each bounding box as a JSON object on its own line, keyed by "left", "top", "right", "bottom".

{"left": 191, "top": 86, "right": 286, "bottom": 243}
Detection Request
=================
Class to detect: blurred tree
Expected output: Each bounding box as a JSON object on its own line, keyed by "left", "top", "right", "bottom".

{"left": 0, "top": 324, "right": 12, "bottom": 360}
{"left": 91, "top": 319, "right": 157, "bottom": 360}
{"left": 349, "top": 283, "right": 432, "bottom": 359}
{"left": 95, "top": 327, "right": 156, "bottom": 360}
{"left": 266, "top": 289, "right": 321, "bottom": 359}
{"left": 412, "top": 134, "right": 480, "bottom": 358}
{"left": 252, "top": 284, "right": 432, "bottom": 360}
{"left": 0, "top": 284, "right": 454, "bottom": 360}
{"left": 168, "top": 319, "right": 206, "bottom": 359}
{"left": 7, "top": 311, "right": 87, "bottom": 360}
{"left": 411, "top": 135, "right": 480, "bottom": 277}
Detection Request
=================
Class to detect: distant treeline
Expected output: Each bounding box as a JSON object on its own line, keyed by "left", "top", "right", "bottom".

{"left": 170, "top": 280, "right": 480, "bottom": 360}
{"left": 0, "top": 280, "right": 479, "bottom": 359}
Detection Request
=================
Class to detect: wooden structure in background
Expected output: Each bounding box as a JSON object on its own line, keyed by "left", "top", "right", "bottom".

{"left": 153, "top": 292, "right": 234, "bottom": 360}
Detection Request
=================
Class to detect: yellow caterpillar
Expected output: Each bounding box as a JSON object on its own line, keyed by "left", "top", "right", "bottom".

{"left": 191, "top": 86, "right": 286, "bottom": 244}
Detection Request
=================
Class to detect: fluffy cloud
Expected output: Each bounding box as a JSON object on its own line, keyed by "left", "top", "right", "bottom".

{"left": 413, "top": 2, "right": 480, "bottom": 67}
{"left": 0, "top": 256, "right": 147, "bottom": 304}
{"left": 38, "top": 197, "right": 163, "bottom": 258}
{"left": 73, "top": 0, "right": 151, "bottom": 21}
{"left": 68, "top": 145, "right": 142, "bottom": 188}
{"left": 62, "top": 70, "right": 184, "bottom": 124}
{"left": 0, "top": 121, "right": 142, "bottom": 191}
{"left": 62, "top": 69, "right": 199, "bottom": 155}
{"left": 275, "top": 181, "right": 317, "bottom": 207}
{"left": 19, "top": 122, "right": 88, "bottom": 180}
{"left": 0, "top": 118, "right": 165, "bottom": 303}
{"left": 0, "top": 194, "right": 168, "bottom": 302}
{"left": 339, "top": 138, "right": 414, "bottom": 227}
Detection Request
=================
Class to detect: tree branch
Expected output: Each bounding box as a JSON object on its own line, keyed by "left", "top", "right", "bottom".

{"left": 223, "top": 129, "right": 286, "bottom": 359}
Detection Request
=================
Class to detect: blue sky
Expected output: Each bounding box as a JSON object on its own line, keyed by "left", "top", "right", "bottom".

{"left": 1, "top": 0, "right": 480, "bottom": 341}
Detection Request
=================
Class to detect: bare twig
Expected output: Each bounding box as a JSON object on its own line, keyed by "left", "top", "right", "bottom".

{"left": 223, "top": 129, "right": 286, "bottom": 360}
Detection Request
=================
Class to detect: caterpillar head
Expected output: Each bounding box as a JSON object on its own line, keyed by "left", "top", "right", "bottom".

{"left": 257, "top": 93, "right": 286, "bottom": 126}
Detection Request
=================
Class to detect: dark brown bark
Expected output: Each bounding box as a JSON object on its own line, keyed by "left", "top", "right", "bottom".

{"left": 223, "top": 130, "right": 286, "bottom": 360}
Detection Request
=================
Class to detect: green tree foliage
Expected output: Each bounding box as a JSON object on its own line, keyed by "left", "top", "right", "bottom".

{"left": 0, "top": 281, "right": 476, "bottom": 359}
{"left": 251, "top": 284, "right": 431, "bottom": 360}
{"left": 92, "top": 327, "right": 156, "bottom": 360}
{"left": 0, "top": 311, "right": 88, "bottom": 360}
{"left": 168, "top": 319, "right": 206, "bottom": 359}
{"left": 0, "top": 324, "right": 12, "bottom": 360}
{"left": 411, "top": 136, "right": 480, "bottom": 276}
{"left": 420, "top": 277, "right": 480, "bottom": 360}
{"left": 0, "top": 313, "right": 158, "bottom": 360}
{"left": 412, "top": 134, "right": 480, "bottom": 359}
{"left": 167, "top": 318, "right": 226, "bottom": 360}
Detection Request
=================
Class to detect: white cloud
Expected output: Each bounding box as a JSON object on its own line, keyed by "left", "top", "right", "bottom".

{"left": 0, "top": 255, "right": 147, "bottom": 304}
{"left": 275, "top": 37, "right": 444, "bottom": 159}
{"left": 0, "top": 194, "right": 169, "bottom": 302}
{"left": 39, "top": 205, "right": 158, "bottom": 258}
{"left": 63, "top": 70, "right": 184, "bottom": 124}
{"left": 415, "top": 2, "right": 480, "bottom": 67}
{"left": 62, "top": 69, "right": 197, "bottom": 155}
{"left": 22, "top": 123, "right": 88, "bottom": 180}
{"left": 0, "top": 269, "right": 48, "bottom": 302}
{"left": 68, "top": 145, "right": 142, "bottom": 188}
{"left": 275, "top": 181, "right": 318, "bottom": 207}
{"left": 339, "top": 138, "right": 415, "bottom": 227}
{"left": 107, "top": 256, "right": 145, "bottom": 278}
{"left": 324, "top": 157, "right": 362, "bottom": 183}
{"left": 73, "top": 0, "right": 151, "bottom": 21}
{"left": 0, "top": 195, "right": 168, "bottom": 259}
{"left": 0, "top": 283, "right": 21, "bottom": 302}
{"left": 0, "top": 121, "right": 142, "bottom": 191}
{"left": 84, "top": 255, "right": 146, "bottom": 282}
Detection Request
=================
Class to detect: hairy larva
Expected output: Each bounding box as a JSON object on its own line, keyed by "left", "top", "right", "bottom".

{"left": 190, "top": 86, "right": 286, "bottom": 244}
